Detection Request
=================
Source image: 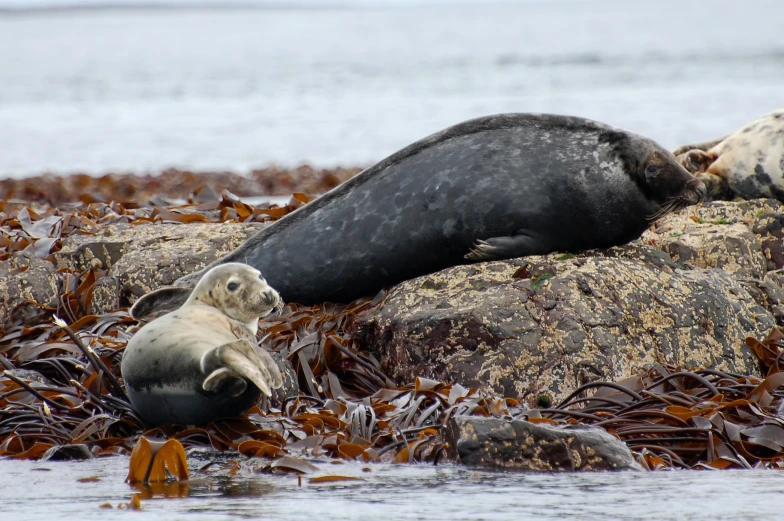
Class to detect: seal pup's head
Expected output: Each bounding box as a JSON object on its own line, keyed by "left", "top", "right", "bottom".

{"left": 604, "top": 131, "right": 707, "bottom": 221}
{"left": 186, "top": 263, "right": 282, "bottom": 332}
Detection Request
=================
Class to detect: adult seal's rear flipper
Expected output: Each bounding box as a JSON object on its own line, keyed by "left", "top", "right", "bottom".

{"left": 201, "top": 339, "right": 283, "bottom": 397}
{"left": 129, "top": 286, "right": 192, "bottom": 321}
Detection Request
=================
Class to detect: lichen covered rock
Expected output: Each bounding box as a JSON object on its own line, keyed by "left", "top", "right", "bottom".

{"left": 53, "top": 221, "right": 265, "bottom": 313}
{"left": 355, "top": 200, "right": 784, "bottom": 405}
{"left": 445, "top": 416, "right": 639, "bottom": 471}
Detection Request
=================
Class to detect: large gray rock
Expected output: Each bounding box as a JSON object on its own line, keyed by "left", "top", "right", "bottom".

{"left": 445, "top": 416, "right": 639, "bottom": 471}
{"left": 53, "top": 221, "right": 265, "bottom": 313}
{"left": 355, "top": 200, "right": 783, "bottom": 406}
{"left": 0, "top": 252, "right": 59, "bottom": 328}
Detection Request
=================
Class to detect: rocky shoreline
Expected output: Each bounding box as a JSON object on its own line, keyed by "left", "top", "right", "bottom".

{"left": 2, "top": 173, "right": 784, "bottom": 471}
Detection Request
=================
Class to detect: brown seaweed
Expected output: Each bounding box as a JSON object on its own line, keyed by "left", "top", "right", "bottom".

{"left": 2, "top": 182, "right": 784, "bottom": 470}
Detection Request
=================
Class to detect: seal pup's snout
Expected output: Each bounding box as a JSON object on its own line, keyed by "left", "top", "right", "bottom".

{"left": 262, "top": 289, "right": 281, "bottom": 309}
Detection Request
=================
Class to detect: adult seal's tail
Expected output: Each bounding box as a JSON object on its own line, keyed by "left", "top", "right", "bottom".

{"left": 174, "top": 113, "right": 705, "bottom": 306}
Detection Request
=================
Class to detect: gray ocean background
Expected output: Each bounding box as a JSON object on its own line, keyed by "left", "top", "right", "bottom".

{"left": 1, "top": 0, "right": 783, "bottom": 178}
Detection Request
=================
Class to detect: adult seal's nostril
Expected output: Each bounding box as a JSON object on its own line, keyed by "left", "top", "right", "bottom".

{"left": 694, "top": 182, "right": 707, "bottom": 203}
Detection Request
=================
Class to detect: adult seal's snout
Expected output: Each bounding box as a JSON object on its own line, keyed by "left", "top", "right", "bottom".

{"left": 173, "top": 113, "right": 703, "bottom": 306}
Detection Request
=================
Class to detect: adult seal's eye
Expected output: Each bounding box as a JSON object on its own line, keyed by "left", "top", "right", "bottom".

{"left": 646, "top": 164, "right": 661, "bottom": 178}
{"left": 227, "top": 282, "right": 240, "bottom": 292}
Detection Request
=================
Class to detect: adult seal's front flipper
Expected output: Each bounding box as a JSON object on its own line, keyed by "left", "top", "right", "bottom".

{"left": 201, "top": 339, "right": 283, "bottom": 397}
{"left": 465, "top": 232, "right": 549, "bottom": 262}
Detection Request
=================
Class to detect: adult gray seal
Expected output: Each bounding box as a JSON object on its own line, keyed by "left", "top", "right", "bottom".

{"left": 121, "top": 263, "right": 283, "bottom": 425}
{"left": 674, "top": 108, "right": 784, "bottom": 200}
{"left": 173, "top": 113, "right": 705, "bottom": 306}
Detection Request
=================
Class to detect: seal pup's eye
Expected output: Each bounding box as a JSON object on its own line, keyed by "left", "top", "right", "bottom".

{"left": 645, "top": 164, "right": 661, "bottom": 178}
{"left": 227, "top": 281, "right": 240, "bottom": 292}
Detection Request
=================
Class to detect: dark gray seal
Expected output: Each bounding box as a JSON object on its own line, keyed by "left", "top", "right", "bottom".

{"left": 121, "top": 263, "right": 283, "bottom": 425}
{"left": 176, "top": 113, "right": 705, "bottom": 305}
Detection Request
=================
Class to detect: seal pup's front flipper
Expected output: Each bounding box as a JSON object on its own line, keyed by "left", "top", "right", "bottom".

{"left": 465, "top": 232, "right": 548, "bottom": 262}
{"left": 201, "top": 339, "right": 283, "bottom": 397}
{"left": 130, "top": 286, "right": 192, "bottom": 321}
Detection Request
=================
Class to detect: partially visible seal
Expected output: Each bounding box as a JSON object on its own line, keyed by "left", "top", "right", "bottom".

{"left": 674, "top": 108, "right": 784, "bottom": 200}
{"left": 170, "top": 113, "right": 704, "bottom": 306}
{"left": 121, "top": 263, "right": 283, "bottom": 425}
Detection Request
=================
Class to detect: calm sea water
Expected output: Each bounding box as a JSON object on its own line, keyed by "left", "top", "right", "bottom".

{"left": 4, "top": 457, "right": 784, "bottom": 521}
{"left": 1, "top": 0, "right": 783, "bottom": 177}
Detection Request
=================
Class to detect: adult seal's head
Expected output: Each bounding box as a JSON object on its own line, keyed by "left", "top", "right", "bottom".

{"left": 605, "top": 131, "right": 706, "bottom": 221}
{"left": 121, "top": 263, "right": 284, "bottom": 425}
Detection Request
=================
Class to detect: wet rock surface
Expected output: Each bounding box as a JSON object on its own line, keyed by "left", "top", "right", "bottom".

{"left": 41, "top": 444, "right": 94, "bottom": 461}
{"left": 0, "top": 252, "right": 59, "bottom": 327}
{"left": 3, "top": 199, "right": 784, "bottom": 412}
{"left": 445, "top": 415, "right": 639, "bottom": 471}
{"left": 355, "top": 199, "right": 784, "bottom": 405}
{"left": 53, "top": 221, "right": 265, "bottom": 313}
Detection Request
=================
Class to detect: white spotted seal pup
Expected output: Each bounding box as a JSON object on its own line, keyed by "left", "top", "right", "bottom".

{"left": 158, "top": 113, "right": 704, "bottom": 307}
{"left": 674, "top": 108, "right": 784, "bottom": 200}
{"left": 121, "top": 263, "right": 283, "bottom": 425}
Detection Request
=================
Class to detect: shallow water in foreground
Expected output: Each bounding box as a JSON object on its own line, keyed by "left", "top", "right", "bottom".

{"left": 3, "top": 457, "right": 784, "bottom": 520}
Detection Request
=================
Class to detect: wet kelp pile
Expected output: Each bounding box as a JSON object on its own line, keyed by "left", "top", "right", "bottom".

{"left": 2, "top": 186, "right": 784, "bottom": 471}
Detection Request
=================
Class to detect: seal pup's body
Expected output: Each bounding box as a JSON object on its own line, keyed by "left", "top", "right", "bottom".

{"left": 176, "top": 113, "right": 704, "bottom": 305}
{"left": 121, "top": 263, "right": 283, "bottom": 425}
{"left": 675, "top": 108, "right": 784, "bottom": 200}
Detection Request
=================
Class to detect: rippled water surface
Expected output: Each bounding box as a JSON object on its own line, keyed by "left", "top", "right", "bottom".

{"left": 3, "top": 457, "right": 784, "bottom": 520}
{"left": 1, "top": 0, "right": 783, "bottom": 175}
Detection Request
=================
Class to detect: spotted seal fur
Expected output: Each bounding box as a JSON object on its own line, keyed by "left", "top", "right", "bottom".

{"left": 167, "top": 113, "right": 705, "bottom": 306}
{"left": 674, "top": 108, "right": 784, "bottom": 200}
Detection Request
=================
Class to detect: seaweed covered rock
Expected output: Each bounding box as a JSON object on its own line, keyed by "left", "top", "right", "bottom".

{"left": 0, "top": 252, "right": 59, "bottom": 328}
{"left": 445, "top": 416, "right": 638, "bottom": 471}
{"left": 355, "top": 200, "right": 784, "bottom": 405}
{"left": 53, "top": 221, "right": 265, "bottom": 313}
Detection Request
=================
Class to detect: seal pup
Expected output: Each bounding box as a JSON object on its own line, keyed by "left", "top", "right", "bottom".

{"left": 121, "top": 263, "right": 283, "bottom": 425}
{"left": 674, "top": 108, "right": 784, "bottom": 200}
{"left": 169, "top": 113, "right": 705, "bottom": 306}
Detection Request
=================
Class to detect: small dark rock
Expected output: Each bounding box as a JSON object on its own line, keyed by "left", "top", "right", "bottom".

{"left": 42, "top": 444, "right": 94, "bottom": 461}
{"left": 269, "top": 352, "right": 299, "bottom": 406}
{"left": 445, "top": 416, "right": 639, "bottom": 472}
